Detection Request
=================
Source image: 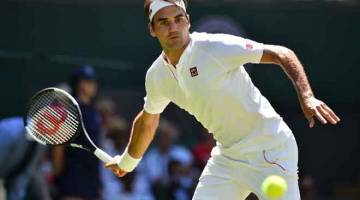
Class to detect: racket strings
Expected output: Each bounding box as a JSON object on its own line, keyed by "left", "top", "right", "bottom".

{"left": 29, "top": 103, "right": 77, "bottom": 144}
{"left": 30, "top": 95, "right": 79, "bottom": 131}
{"left": 27, "top": 91, "right": 80, "bottom": 145}
{"left": 29, "top": 111, "right": 73, "bottom": 144}
{"left": 29, "top": 101, "right": 66, "bottom": 144}
{"left": 28, "top": 103, "right": 74, "bottom": 144}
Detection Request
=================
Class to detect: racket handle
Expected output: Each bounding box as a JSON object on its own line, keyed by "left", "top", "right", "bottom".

{"left": 94, "top": 148, "right": 112, "bottom": 163}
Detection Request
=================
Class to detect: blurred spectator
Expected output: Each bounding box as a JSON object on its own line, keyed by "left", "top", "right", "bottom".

{"left": 100, "top": 115, "right": 128, "bottom": 200}
{"left": 103, "top": 116, "right": 129, "bottom": 153}
{"left": 52, "top": 65, "right": 102, "bottom": 200}
{"left": 192, "top": 129, "right": 215, "bottom": 170}
{"left": 0, "top": 116, "right": 51, "bottom": 200}
{"left": 139, "top": 118, "right": 193, "bottom": 200}
{"left": 96, "top": 97, "right": 117, "bottom": 132}
{"left": 0, "top": 179, "right": 5, "bottom": 200}
{"left": 167, "top": 159, "right": 194, "bottom": 200}
{"left": 190, "top": 129, "right": 216, "bottom": 196}
{"left": 300, "top": 175, "right": 317, "bottom": 200}
{"left": 100, "top": 116, "right": 154, "bottom": 200}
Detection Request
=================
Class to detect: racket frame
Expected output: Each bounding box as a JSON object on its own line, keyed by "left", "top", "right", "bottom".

{"left": 24, "top": 87, "right": 112, "bottom": 163}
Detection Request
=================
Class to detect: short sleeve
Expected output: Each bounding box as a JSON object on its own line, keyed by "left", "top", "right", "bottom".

{"left": 143, "top": 72, "right": 170, "bottom": 114}
{"left": 208, "top": 33, "right": 264, "bottom": 70}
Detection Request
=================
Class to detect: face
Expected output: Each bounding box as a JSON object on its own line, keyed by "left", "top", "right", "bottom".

{"left": 78, "top": 79, "right": 97, "bottom": 99}
{"left": 149, "top": 5, "right": 190, "bottom": 51}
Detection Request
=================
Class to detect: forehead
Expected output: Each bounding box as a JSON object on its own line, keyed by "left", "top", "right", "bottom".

{"left": 153, "top": 5, "right": 186, "bottom": 21}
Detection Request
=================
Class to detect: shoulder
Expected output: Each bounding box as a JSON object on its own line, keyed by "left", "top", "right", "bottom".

{"left": 145, "top": 54, "right": 166, "bottom": 82}
{"left": 191, "top": 32, "right": 246, "bottom": 47}
{"left": 145, "top": 55, "right": 173, "bottom": 91}
{"left": 190, "top": 32, "right": 250, "bottom": 56}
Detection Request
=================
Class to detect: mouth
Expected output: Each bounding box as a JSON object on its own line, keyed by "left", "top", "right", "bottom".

{"left": 168, "top": 34, "right": 180, "bottom": 40}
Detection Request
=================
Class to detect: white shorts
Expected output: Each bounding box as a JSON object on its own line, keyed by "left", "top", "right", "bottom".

{"left": 193, "top": 135, "right": 300, "bottom": 200}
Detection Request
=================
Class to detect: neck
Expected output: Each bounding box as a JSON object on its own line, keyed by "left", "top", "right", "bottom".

{"left": 78, "top": 93, "right": 92, "bottom": 105}
{"left": 163, "top": 38, "right": 190, "bottom": 66}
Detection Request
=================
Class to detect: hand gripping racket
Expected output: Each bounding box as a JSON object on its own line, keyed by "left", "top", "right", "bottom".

{"left": 24, "top": 87, "right": 112, "bottom": 163}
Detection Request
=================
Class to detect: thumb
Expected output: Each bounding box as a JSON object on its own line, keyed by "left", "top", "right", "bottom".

{"left": 105, "top": 162, "right": 116, "bottom": 168}
{"left": 105, "top": 155, "right": 121, "bottom": 168}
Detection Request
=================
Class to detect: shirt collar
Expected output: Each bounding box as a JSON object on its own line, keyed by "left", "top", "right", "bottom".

{"left": 161, "top": 35, "right": 193, "bottom": 67}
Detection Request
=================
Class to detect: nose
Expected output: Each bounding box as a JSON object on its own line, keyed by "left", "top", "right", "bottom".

{"left": 168, "top": 21, "right": 178, "bottom": 32}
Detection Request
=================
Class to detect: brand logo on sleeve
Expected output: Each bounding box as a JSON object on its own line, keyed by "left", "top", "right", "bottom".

{"left": 246, "top": 43, "right": 253, "bottom": 50}
{"left": 189, "top": 67, "right": 198, "bottom": 77}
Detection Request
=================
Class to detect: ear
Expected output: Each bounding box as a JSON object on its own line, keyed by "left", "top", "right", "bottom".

{"left": 148, "top": 22, "right": 156, "bottom": 37}
{"left": 186, "top": 14, "right": 191, "bottom": 29}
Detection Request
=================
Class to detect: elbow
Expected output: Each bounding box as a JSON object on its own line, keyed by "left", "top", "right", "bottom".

{"left": 262, "top": 45, "right": 295, "bottom": 65}
{"left": 275, "top": 46, "right": 295, "bottom": 66}
{"left": 134, "top": 110, "right": 159, "bottom": 131}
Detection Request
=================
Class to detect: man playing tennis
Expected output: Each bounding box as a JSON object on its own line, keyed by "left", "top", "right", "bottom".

{"left": 106, "top": 0, "right": 340, "bottom": 199}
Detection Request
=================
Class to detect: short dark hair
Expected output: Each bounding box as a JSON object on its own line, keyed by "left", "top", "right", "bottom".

{"left": 144, "top": 0, "right": 188, "bottom": 23}
{"left": 144, "top": 0, "right": 153, "bottom": 21}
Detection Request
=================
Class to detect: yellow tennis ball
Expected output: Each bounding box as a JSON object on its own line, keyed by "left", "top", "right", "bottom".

{"left": 261, "top": 175, "right": 288, "bottom": 199}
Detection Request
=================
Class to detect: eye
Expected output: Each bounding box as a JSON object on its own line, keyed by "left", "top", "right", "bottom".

{"left": 175, "top": 16, "right": 185, "bottom": 23}
{"left": 159, "top": 20, "right": 169, "bottom": 26}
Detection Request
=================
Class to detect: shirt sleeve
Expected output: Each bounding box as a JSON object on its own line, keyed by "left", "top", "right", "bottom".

{"left": 143, "top": 72, "right": 170, "bottom": 114}
{"left": 209, "top": 33, "right": 264, "bottom": 70}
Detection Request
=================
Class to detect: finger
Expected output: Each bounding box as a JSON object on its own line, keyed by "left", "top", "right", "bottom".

{"left": 118, "top": 171, "right": 127, "bottom": 177}
{"left": 314, "top": 109, "right": 327, "bottom": 124}
{"left": 115, "top": 170, "right": 126, "bottom": 177}
{"left": 309, "top": 117, "right": 315, "bottom": 128}
{"left": 112, "top": 168, "right": 121, "bottom": 175}
{"left": 321, "top": 104, "right": 341, "bottom": 122}
{"left": 106, "top": 166, "right": 120, "bottom": 173}
{"left": 105, "top": 163, "right": 116, "bottom": 168}
{"left": 317, "top": 106, "right": 337, "bottom": 124}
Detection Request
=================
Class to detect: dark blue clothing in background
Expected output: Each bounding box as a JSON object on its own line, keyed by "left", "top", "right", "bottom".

{"left": 57, "top": 101, "right": 102, "bottom": 199}
{"left": 0, "top": 117, "right": 43, "bottom": 200}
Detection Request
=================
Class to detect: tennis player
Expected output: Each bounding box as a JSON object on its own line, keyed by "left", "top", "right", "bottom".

{"left": 106, "top": 0, "right": 340, "bottom": 199}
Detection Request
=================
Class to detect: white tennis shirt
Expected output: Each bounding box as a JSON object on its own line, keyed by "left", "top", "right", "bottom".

{"left": 144, "top": 32, "right": 292, "bottom": 155}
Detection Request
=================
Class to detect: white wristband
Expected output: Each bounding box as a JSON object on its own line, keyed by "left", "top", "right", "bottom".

{"left": 117, "top": 148, "right": 142, "bottom": 172}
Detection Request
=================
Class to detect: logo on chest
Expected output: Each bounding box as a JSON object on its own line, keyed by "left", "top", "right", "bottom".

{"left": 189, "top": 66, "right": 198, "bottom": 77}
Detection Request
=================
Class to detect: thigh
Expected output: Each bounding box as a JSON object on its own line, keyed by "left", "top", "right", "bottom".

{"left": 279, "top": 177, "right": 300, "bottom": 200}
{"left": 193, "top": 158, "right": 251, "bottom": 200}
{"left": 252, "top": 176, "right": 300, "bottom": 200}
{"left": 193, "top": 174, "right": 251, "bottom": 200}
{"left": 248, "top": 136, "right": 300, "bottom": 200}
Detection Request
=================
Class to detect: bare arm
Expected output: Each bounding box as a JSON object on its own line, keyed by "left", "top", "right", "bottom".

{"left": 106, "top": 109, "right": 160, "bottom": 176}
{"left": 260, "top": 44, "right": 340, "bottom": 127}
{"left": 128, "top": 110, "right": 160, "bottom": 158}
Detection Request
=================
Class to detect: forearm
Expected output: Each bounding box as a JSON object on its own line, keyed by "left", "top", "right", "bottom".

{"left": 279, "top": 48, "right": 313, "bottom": 99}
{"left": 127, "top": 110, "right": 159, "bottom": 158}
{"left": 106, "top": 110, "right": 160, "bottom": 174}
{"left": 261, "top": 45, "right": 340, "bottom": 127}
{"left": 262, "top": 45, "right": 314, "bottom": 100}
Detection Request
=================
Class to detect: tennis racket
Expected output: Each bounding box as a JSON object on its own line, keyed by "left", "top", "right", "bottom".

{"left": 24, "top": 87, "right": 112, "bottom": 163}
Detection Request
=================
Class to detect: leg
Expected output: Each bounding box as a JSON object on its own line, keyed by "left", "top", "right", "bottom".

{"left": 248, "top": 135, "right": 301, "bottom": 200}
{"left": 252, "top": 176, "right": 299, "bottom": 200}
{"left": 193, "top": 157, "right": 251, "bottom": 200}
